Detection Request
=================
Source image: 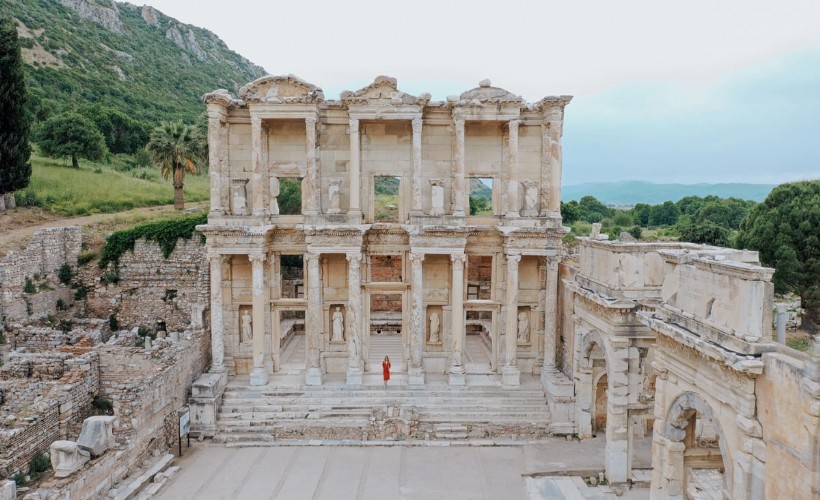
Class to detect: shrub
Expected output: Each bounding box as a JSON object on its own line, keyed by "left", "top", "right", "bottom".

{"left": 108, "top": 313, "right": 119, "bottom": 331}
{"left": 12, "top": 472, "right": 26, "bottom": 486}
{"left": 77, "top": 250, "right": 97, "bottom": 266}
{"left": 29, "top": 452, "right": 51, "bottom": 477}
{"left": 24, "top": 278, "right": 36, "bottom": 294}
{"left": 92, "top": 396, "right": 114, "bottom": 415}
{"left": 98, "top": 212, "right": 206, "bottom": 269}
{"left": 58, "top": 264, "right": 72, "bottom": 285}
{"left": 628, "top": 226, "right": 643, "bottom": 240}
{"left": 58, "top": 320, "right": 73, "bottom": 333}
{"left": 73, "top": 285, "right": 88, "bottom": 301}
{"left": 56, "top": 299, "right": 67, "bottom": 310}
{"left": 15, "top": 189, "right": 42, "bottom": 207}
{"left": 100, "top": 268, "right": 120, "bottom": 284}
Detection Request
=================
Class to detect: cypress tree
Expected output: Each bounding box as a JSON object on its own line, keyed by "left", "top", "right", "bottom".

{"left": 0, "top": 17, "right": 32, "bottom": 210}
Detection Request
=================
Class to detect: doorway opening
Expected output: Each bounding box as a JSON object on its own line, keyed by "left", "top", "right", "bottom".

{"left": 369, "top": 293, "right": 404, "bottom": 371}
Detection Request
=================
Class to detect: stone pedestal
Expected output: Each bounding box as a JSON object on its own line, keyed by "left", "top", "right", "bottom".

{"left": 408, "top": 366, "right": 426, "bottom": 386}
{"left": 1, "top": 480, "right": 16, "bottom": 500}
{"left": 541, "top": 369, "right": 575, "bottom": 434}
{"left": 189, "top": 371, "right": 227, "bottom": 437}
{"left": 448, "top": 367, "right": 466, "bottom": 386}
{"left": 50, "top": 440, "right": 90, "bottom": 478}
{"left": 77, "top": 415, "right": 116, "bottom": 457}
{"left": 502, "top": 365, "right": 521, "bottom": 386}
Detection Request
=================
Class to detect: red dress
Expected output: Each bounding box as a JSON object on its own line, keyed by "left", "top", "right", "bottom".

{"left": 382, "top": 360, "right": 391, "bottom": 381}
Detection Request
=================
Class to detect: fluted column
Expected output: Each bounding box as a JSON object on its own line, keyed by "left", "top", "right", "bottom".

{"left": 305, "top": 116, "right": 319, "bottom": 215}
{"left": 348, "top": 119, "right": 361, "bottom": 216}
{"left": 543, "top": 257, "right": 560, "bottom": 371}
{"left": 449, "top": 253, "right": 466, "bottom": 385}
{"left": 206, "top": 112, "right": 225, "bottom": 215}
{"left": 208, "top": 253, "right": 225, "bottom": 373}
{"left": 452, "top": 119, "right": 466, "bottom": 216}
{"left": 346, "top": 253, "right": 364, "bottom": 385}
{"left": 411, "top": 116, "right": 423, "bottom": 213}
{"left": 409, "top": 252, "right": 426, "bottom": 385}
{"left": 305, "top": 252, "right": 323, "bottom": 385}
{"left": 546, "top": 117, "right": 563, "bottom": 214}
{"left": 505, "top": 119, "right": 520, "bottom": 217}
{"left": 503, "top": 253, "right": 521, "bottom": 386}
{"left": 250, "top": 115, "right": 265, "bottom": 216}
{"left": 249, "top": 253, "right": 269, "bottom": 386}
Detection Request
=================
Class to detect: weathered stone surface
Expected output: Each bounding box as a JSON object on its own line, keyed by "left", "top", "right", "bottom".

{"left": 76, "top": 415, "right": 116, "bottom": 457}
{"left": 50, "top": 440, "right": 90, "bottom": 478}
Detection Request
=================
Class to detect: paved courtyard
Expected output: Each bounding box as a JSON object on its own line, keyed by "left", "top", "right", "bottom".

{"left": 157, "top": 438, "right": 651, "bottom": 500}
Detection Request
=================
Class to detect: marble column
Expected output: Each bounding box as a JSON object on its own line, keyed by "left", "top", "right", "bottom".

{"left": 542, "top": 258, "right": 560, "bottom": 372}
{"left": 208, "top": 253, "right": 225, "bottom": 373}
{"left": 546, "top": 116, "right": 563, "bottom": 214}
{"left": 505, "top": 120, "right": 520, "bottom": 217}
{"left": 346, "top": 253, "right": 364, "bottom": 385}
{"left": 305, "top": 252, "right": 323, "bottom": 385}
{"left": 250, "top": 115, "right": 265, "bottom": 216}
{"left": 305, "top": 116, "right": 319, "bottom": 215}
{"left": 409, "top": 252, "right": 426, "bottom": 385}
{"left": 411, "top": 116, "right": 423, "bottom": 214}
{"left": 348, "top": 119, "right": 361, "bottom": 216}
{"left": 452, "top": 119, "right": 466, "bottom": 216}
{"left": 449, "top": 253, "right": 466, "bottom": 386}
{"left": 249, "top": 254, "right": 269, "bottom": 386}
{"left": 503, "top": 253, "right": 521, "bottom": 386}
{"left": 206, "top": 112, "right": 225, "bottom": 215}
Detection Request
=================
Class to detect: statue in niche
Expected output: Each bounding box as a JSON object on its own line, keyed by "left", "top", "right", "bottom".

{"left": 331, "top": 306, "right": 345, "bottom": 342}
{"left": 429, "top": 179, "right": 444, "bottom": 216}
{"left": 241, "top": 309, "right": 253, "bottom": 342}
{"left": 269, "top": 176, "right": 280, "bottom": 215}
{"left": 328, "top": 180, "right": 342, "bottom": 214}
{"left": 517, "top": 311, "right": 529, "bottom": 344}
{"left": 522, "top": 181, "right": 538, "bottom": 216}
{"left": 429, "top": 311, "right": 440, "bottom": 343}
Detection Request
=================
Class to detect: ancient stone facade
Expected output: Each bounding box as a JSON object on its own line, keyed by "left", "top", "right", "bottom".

{"left": 559, "top": 238, "right": 819, "bottom": 498}
{"left": 199, "top": 75, "right": 570, "bottom": 389}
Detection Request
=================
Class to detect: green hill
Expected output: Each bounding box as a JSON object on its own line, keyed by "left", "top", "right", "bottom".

{"left": 562, "top": 181, "right": 776, "bottom": 206}
{"left": 7, "top": 0, "right": 266, "bottom": 124}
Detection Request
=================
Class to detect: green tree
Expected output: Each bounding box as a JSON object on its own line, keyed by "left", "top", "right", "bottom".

{"left": 278, "top": 178, "right": 303, "bottom": 215}
{"left": 649, "top": 201, "right": 680, "bottom": 226}
{"left": 561, "top": 200, "right": 581, "bottom": 224}
{"left": 679, "top": 222, "right": 730, "bottom": 247}
{"left": 34, "top": 112, "right": 107, "bottom": 168}
{"left": 737, "top": 181, "right": 820, "bottom": 332}
{"left": 579, "top": 195, "right": 611, "bottom": 222}
{"left": 146, "top": 121, "right": 205, "bottom": 210}
{"left": 78, "top": 104, "right": 151, "bottom": 154}
{"left": 0, "top": 17, "right": 32, "bottom": 209}
{"left": 631, "top": 203, "right": 652, "bottom": 226}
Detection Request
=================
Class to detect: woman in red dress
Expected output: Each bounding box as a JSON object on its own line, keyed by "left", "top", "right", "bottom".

{"left": 382, "top": 356, "right": 391, "bottom": 388}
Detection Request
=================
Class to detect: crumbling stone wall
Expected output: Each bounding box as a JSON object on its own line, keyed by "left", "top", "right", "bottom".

{"left": 0, "top": 227, "right": 81, "bottom": 321}
{"left": 9, "top": 319, "right": 109, "bottom": 353}
{"left": 0, "top": 351, "right": 98, "bottom": 478}
{"left": 84, "top": 238, "right": 209, "bottom": 332}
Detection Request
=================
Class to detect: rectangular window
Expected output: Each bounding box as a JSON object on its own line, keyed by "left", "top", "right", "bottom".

{"left": 278, "top": 177, "right": 303, "bottom": 215}
{"left": 467, "top": 255, "right": 492, "bottom": 300}
{"left": 374, "top": 176, "right": 400, "bottom": 222}
{"left": 280, "top": 255, "right": 304, "bottom": 298}
{"left": 468, "top": 178, "right": 493, "bottom": 216}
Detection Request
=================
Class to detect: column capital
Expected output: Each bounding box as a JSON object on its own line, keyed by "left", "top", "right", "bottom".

{"left": 346, "top": 253, "right": 362, "bottom": 265}
{"left": 305, "top": 115, "right": 317, "bottom": 128}
{"left": 207, "top": 252, "right": 222, "bottom": 263}
{"left": 251, "top": 115, "right": 262, "bottom": 127}
{"left": 508, "top": 119, "right": 521, "bottom": 130}
{"left": 248, "top": 253, "right": 266, "bottom": 264}
{"left": 505, "top": 253, "right": 522, "bottom": 264}
{"left": 305, "top": 252, "right": 321, "bottom": 263}
{"left": 409, "top": 252, "right": 425, "bottom": 265}
{"left": 450, "top": 253, "right": 466, "bottom": 266}
{"left": 547, "top": 257, "right": 560, "bottom": 271}
{"left": 349, "top": 118, "right": 359, "bottom": 132}
{"left": 454, "top": 118, "right": 465, "bottom": 132}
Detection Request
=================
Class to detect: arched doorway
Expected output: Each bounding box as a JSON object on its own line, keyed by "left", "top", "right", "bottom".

{"left": 593, "top": 372, "right": 608, "bottom": 435}
{"left": 656, "top": 391, "right": 729, "bottom": 499}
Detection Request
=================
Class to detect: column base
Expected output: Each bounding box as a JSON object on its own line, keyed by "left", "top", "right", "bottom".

{"left": 408, "top": 367, "right": 425, "bottom": 386}
{"left": 305, "top": 367, "right": 323, "bottom": 386}
{"left": 346, "top": 368, "right": 363, "bottom": 386}
{"left": 502, "top": 365, "right": 521, "bottom": 386}
{"left": 452, "top": 210, "right": 465, "bottom": 217}
{"left": 448, "top": 366, "right": 466, "bottom": 386}
{"left": 249, "top": 367, "right": 269, "bottom": 386}
{"left": 541, "top": 368, "right": 576, "bottom": 435}
{"left": 252, "top": 209, "right": 266, "bottom": 217}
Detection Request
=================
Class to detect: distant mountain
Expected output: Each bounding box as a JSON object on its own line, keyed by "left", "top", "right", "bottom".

{"left": 561, "top": 181, "right": 776, "bottom": 205}
{"left": 7, "top": 0, "right": 266, "bottom": 124}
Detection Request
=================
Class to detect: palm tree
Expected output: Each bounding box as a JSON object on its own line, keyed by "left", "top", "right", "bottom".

{"left": 146, "top": 121, "right": 205, "bottom": 210}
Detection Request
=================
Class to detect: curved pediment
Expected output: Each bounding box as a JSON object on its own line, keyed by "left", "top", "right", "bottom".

{"left": 239, "top": 74, "right": 324, "bottom": 104}
{"left": 341, "top": 75, "right": 430, "bottom": 106}
{"left": 458, "top": 79, "right": 523, "bottom": 105}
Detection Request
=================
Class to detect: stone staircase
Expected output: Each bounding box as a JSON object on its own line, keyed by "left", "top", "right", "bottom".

{"left": 213, "top": 383, "right": 550, "bottom": 444}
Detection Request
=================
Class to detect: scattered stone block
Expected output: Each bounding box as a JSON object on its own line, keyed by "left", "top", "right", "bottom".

{"left": 77, "top": 415, "right": 117, "bottom": 457}
{"left": 50, "top": 440, "right": 90, "bottom": 478}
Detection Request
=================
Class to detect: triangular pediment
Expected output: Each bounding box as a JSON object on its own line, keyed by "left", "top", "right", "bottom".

{"left": 239, "top": 74, "right": 324, "bottom": 104}
{"left": 341, "top": 76, "right": 429, "bottom": 106}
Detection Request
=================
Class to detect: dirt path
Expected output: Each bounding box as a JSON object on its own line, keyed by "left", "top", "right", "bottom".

{"left": 0, "top": 202, "right": 208, "bottom": 258}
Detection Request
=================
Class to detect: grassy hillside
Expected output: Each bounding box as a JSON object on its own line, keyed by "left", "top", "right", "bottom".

{"left": 562, "top": 181, "right": 775, "bottom": 206}
{"left": 17, "top": 154, "right": 209, "bottom": 216}
{"left": 7, "top": 0, "right": 265, "bottom": 124}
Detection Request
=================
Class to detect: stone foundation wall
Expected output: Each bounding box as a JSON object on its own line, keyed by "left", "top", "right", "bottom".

{"left": 84, "top": 238, "right": 209, "bottom": 332}
{"left": 0, "top": 227, "right": 82, "bottom": 321}
{"left": 0, "top": 351, "right": 98, "bottom": 478}
{"left": 8, "top": 319, "right": 109, "bottom": 353}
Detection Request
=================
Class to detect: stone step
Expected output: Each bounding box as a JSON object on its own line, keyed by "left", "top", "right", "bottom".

{"left": 219, "top": 398, "right": 548, "bottom": 407}
{"left": 111, "top": 453, "right": 174, "bottom": 500}
{"left": 221, "top": 389, "right": 548, "bottom": 398}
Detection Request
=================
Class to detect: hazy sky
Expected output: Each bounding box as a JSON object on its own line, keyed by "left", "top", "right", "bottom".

{"left": 142, "top": 0, "right": 820, "bottom": 185}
